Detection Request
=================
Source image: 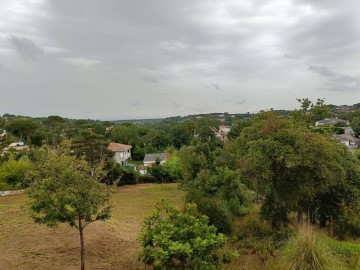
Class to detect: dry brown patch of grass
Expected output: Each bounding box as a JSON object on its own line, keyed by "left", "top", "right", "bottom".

{"left": 0, "top": 183, "right": 184, "bottom": 269}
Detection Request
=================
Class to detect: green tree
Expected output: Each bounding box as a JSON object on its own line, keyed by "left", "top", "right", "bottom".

{"left": 0, "top": 117, "right": 6, "bottom": 128}
{"left": 291, "top": 98, "right": 331, "bottom": 126}
{"left": 71, "top": 129, "right": 112, "bottom": 171}
{"left": 236, "top": 112, "right": 360, "bottom": 229}
{"left": 169, "top": 124, "right": 192, "bottom": 149}
{"left": 43, "top": 115, "right": 65, "bottom": 147}
{"left": 143, "top": 129, "right": 169, "bottom": 150}
{"left": 110, "top": 124, "right": 140, "bottom": 145}
{"left": 351, "top": 117, "right": 360, "bottom": 137}
{"left": 178, "top": 143, "right": 212, "bottom": 185}
{"left": 28, "top": 152, "right": 112, "bottom": 270}
{"left": 6, "top": 118, "right": 39, "bottom": 144}
{"left": 138, "top": 203, "right": 227, "bottom": 270}
{"left": 228, "top": 119, "right": 252, "bottom": 140}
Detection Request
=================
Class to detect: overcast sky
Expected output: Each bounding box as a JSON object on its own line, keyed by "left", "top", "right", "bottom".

{"left": 0, "top": 0, "right": 359, "bottom": 120}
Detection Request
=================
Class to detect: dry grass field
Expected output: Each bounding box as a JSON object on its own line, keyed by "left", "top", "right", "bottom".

{"left": 0, "top": 183, "right": 185, "bottom": 270}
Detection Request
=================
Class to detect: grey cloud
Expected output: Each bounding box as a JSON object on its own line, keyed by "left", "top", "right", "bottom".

{"left": 129, "top": 101, "right": 141, "bottom": 106}
{"left": 284, "top": 54, "right": 301, "bottom": 60}
{"left": 142, "top": 75, "right": 159, "bottom": 83}
{"left": 1, "top": 0, "right": 360, "bottom": 119}
{"left": 8, "top": 36, "right": 43, "bottom": 61}
{"left": 212, "top": 84, "right": 221, "bottom": 91}
{"left": 308, "top": 65, "right": 360, "bottom": 92}
{"left": 235, "top": 100, "right": 246, "bottom": 105}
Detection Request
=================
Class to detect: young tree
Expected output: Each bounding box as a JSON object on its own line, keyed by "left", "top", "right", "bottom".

{"left": 351, "top": 117, "right": 360, "bottom": 137}
{"left": 138, "top": 203, "right": 227, "bottom": 270}
{"left": 28, "top": 153, "right": 112, "bottom": 270}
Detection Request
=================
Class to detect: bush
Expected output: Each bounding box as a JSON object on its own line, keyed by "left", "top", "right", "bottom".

{"left": 103, "top": 163, "right": 139, "bottom": 186}
{"left": 282, "top": 225, "right": 342, "bottom": 270}
{"left": 186, "top": 190, "right": 233, "bottom": 234}
{"left": 138, "top": 202, "right": 227, "bottom": 270}
{"left": 138, "top": 174, "right": 156, "bottom": 183}
{"left": 0, "top": 155, "right": 34, "bottom": 188}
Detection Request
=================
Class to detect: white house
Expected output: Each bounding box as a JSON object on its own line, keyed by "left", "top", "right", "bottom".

{"left": 315, "top": 118, "right": 348, "bottom": 127}
{"left": 333, "top": 133, "right": 360, "bottom": 151}
{"left": 107, "top": 142, "right": 132, "bottom": 165}
{"left": 143, "top": 153, "right": 167, "bottom": 167}
{"left": 2, "top": 141, "right": 29, "bottom": 156}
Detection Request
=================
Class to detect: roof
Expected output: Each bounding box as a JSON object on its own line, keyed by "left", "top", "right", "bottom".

{"left": 316, "top": 118, "right": 347, "bottom": 125}
{"left": 143, "top": 153, "right": 167, "bottom": 162}
{"left": 107, "top": 142, "right": 132, "bottom": 152}
{"left": 9, "top": 142, "right": 24, "bottom": 147}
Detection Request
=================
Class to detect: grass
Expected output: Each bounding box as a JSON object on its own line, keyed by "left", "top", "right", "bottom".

{"left": 0, "top": 183, "right": 185, "bottom": 270}
{"left": 282, "top": 225, "right": 344, "bottom": 270}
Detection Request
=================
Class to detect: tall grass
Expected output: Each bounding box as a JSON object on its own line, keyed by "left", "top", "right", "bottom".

{"left": 282, "top": 225, "right": 343, "bottom": 270}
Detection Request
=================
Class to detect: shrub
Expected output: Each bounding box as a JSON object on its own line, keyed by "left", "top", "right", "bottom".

{"left": 186, "top": 190, "right": 233, "bottom": 234}
{"left": 0, "top": 155, "right": 34, "bottom": 188}
{"left": 103, "top": 163, "right": 139, "bottom": 186}
{"left": 138, "top": 202, "right": 227, "bottom": 270}
{"left": 138, "top": 174, "right": 156, "bottom": 183}
{"left": 282, "top": 225, "right": 342, "bottom": 270}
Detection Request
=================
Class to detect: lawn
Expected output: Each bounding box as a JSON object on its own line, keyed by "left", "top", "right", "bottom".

{"left": 0, "top": 183, "right": 185, "bottom": 270}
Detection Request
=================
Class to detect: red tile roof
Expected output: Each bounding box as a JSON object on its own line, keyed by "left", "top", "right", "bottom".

{"left": 107, "top": 142, "right": 132, "bottom": 152}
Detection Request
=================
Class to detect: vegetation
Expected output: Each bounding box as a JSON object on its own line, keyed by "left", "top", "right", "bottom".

{"left": 28, "top": 152, "right": 112, "bottom": 270}
{"left": 138, "top": 202, "right": 227, "bottom": 270}
{"left": 0, "top": 184, "right": 184, "bottom": 269}
{"left": 1, "top": 99, "right": 360, "bottom": 269}
{"left": 282, "top": 225, "right": 341, "bottom": 270}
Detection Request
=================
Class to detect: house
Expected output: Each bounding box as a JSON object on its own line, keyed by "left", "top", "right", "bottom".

{"left": 2, "top": 141, "right": 29, "bottom": 156}
{"left": 315, "top": 118, "right": 348, "bottom": 127}
{"left": 333, "top": 133, "right": 360, "bottom": 152}
{"left": 107, "top": 142, "right": 132, "bottom": 165}
{"left": 143, "top": 153, "right": 167, "bottom": 167}
{"left": 216, "top": 125, "right": 231, "bottom": 142}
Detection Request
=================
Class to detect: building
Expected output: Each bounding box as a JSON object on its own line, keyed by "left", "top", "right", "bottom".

{"left": 2, "top": 141, "right": 29, "bottom": 156}
{"left": 216, "top": 125, "right": 231, "bottom": 142}
{"left": 315, "top": 118, "right": 348, "bottom": 127}
{"left": 107, "top": 142, "right": 132, "bottom": 165}
{"left": 143, "top": 153, "right": 167, "bottom": 167}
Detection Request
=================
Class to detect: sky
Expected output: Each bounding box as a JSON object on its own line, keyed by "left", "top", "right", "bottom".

{"left": 0, "top": 0, "right": 360, "bottom": 120}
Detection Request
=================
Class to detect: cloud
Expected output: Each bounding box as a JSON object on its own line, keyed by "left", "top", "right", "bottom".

{"left": 142, "top": 75, "right": 159, "bottom": 83}
{"left": 284, "top": 53, "right": 301, "bottom": 60}
{"left": 8, "top": 36, "right": 43, "bottom": 61}
{"left": 308, "top": 65, "right": 360, "bottom": 92}
{"left": 1, "top": 0, "right": 360, "bottom": 118}
{"left": 62, "top": 57, "right": 101, "bottom": 68}
{"left": 211, "top": 84, "right": 221, "bottom": 91}
{"left": 129, "top": 101, "right": 141, "bottom": 106}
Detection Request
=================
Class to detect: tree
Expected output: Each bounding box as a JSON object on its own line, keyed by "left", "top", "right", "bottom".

{"left": 0, "top": 117, "right": 6, "bottom": 128}
{"left": 71, "top": 129, "right": 112, "bottom": 171}
{"left": 351, "top": 117, "right": 360, "bottom": 137}
{"left": 110, "top": 124, "right": 140, "bottom": 145}
{"left": 6, "top": 118, "right": 39, "bottom": 144}
{"left": 169, "top": 124, "right": 192, "bottom": 149}
{"left": 291, "top": 98, "right": 331, "bottom": 126}
{"left": 138, "top": 203, "right": 227, "bottom": 270}
{"left": 143, "top": 129, "right": 169, "bottom": 150}
{"left": 28, "top": 153, "right": 112, "bottom": 270}
{"left": 43, "top": 115, "right": 65, "bottom": 147}
{"left": 235, "top": 112, "right": 360, "bottom": 229}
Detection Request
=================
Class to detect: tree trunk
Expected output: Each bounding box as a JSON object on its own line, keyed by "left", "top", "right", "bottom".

{"left": 79, "top": 220, "right": 85, "bottom": 270}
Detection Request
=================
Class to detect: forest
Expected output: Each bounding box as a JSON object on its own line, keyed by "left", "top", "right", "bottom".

{"left": 1, "top": 99, "right": 360, "bottom": 269}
